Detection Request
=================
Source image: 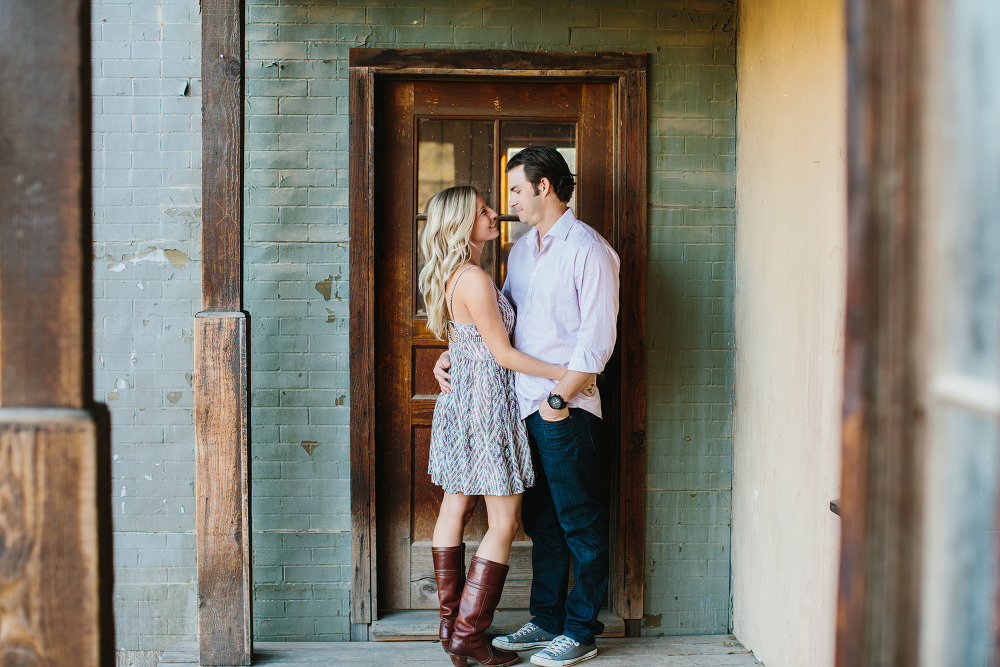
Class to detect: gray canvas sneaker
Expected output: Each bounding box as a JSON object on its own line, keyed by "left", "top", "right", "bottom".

{"left": 529, "top": 635, "right": 598, "bottom": 667}
{"left": 492, "top": 622, "right": 558, "bottom": 651}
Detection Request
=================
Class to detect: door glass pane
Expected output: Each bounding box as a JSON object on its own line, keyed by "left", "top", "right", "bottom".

{"left": 498, "top": 122, "right": 577, "bottom": 285}
{"left": 929, "top": 406, "right": 1000, "bottom": 667}
{"left": 417, "top": 120, "right": 495, "bottom": 213}
{"left": 415, "top": 120, "right": 495, "bottom": 316}
{"left": 945, "top": 11, "right": 1000, "bottom": 382}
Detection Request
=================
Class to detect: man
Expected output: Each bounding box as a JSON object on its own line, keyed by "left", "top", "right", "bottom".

{"left": 435, "top": 146, "right": 620, "bottom": 667}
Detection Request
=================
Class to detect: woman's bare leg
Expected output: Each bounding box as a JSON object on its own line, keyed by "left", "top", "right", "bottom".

{"left": 477, "top": 493, "right": 523, "bottom": 564}
{"left": 433, "top": 493, "right": 478, "bottom": 547}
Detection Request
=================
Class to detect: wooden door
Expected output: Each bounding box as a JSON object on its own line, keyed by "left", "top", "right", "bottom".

{"left": 374, "top": 78, "right": 616, "bottom": 611}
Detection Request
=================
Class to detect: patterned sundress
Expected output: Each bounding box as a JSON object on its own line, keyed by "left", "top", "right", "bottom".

{"left": 427, "top": 266, "right": 534, "bottom": 496}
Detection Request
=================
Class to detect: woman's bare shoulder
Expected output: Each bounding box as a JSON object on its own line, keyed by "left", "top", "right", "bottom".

{"left": 452, "top": 266, "right": 496, "bottom": 300}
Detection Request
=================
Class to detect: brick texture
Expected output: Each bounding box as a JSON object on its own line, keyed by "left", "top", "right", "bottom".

{"left": 93, "top": 0, "right": 735, "bottom": 650}
{"left": 91, "top": 0, "right": 202, "bottom": 653}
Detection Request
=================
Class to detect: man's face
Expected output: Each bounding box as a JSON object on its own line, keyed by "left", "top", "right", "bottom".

{"left": 507, "top": 164, "right": 544, "bottom": 227}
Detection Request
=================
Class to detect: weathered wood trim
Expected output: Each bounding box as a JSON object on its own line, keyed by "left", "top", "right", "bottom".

{"left": 349, "top": 64, "right": 378, "bottom": 633}
{"left": 836, "top": 0, "right": 926, "bottom": 664}
{"left": 198, "top": 0, "right": 250, "bottom": 661}
{"left": 349, "top": 49, "right": 648, "bottom": 627}
{"left": 350, "top": 48, "right": 646, "bottom": 74}
{"left": 195, "top": 313, "right": 251, "bottom": 665}
{"left": 0, "top": 411, "right": 105, "bottom": 666}
{"left": 201, "top": 0, "right": 244, "bottom": 312}
{"left": 611, "top": 68, "right": 648, "bottom": 625}
{"left": 0, "top": 0, "right": 90, "bottom": 408}
{"left": 0, "top": 3, "right": 111, "bottom": 664}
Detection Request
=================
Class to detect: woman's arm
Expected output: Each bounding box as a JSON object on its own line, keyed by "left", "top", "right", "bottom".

{"left": 454, "top": 269, "right": 566, "bottom": 381}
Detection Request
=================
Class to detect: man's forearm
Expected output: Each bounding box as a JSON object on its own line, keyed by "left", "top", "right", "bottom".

{"left": 550, "top": 370, "right": 594, "bottom": 402}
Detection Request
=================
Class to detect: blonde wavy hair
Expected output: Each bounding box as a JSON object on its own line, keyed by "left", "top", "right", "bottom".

{"left": 418, "top": 185, "right": 479, "bottom": 340}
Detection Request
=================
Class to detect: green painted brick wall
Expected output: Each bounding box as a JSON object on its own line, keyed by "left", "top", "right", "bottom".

{"left": 244, "top": 0, "right": 736, "bottom": 641}
{"left": 91, "top": 0, "right": 733, "bottom": 652}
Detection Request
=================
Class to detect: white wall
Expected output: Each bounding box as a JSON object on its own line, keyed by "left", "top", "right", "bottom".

{"left": 732, "top": 1, "right": 846, "bottom": 665}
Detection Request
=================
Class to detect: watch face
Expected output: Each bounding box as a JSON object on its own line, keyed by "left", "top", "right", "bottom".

{"left": 548, "top": 394, "right": 566, "bottom": 410}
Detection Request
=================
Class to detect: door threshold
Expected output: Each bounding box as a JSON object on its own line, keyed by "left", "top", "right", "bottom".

{"left": 371, "top": 609, "right": 624, "bottom": 641}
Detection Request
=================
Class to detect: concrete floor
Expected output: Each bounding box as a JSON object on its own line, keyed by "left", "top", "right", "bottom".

{"left": 159, "top": 635, "right": 762, "bottom": 666}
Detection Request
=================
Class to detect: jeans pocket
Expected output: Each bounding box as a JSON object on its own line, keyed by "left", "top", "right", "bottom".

{"left": 537, "top": 413, "right": 576, "bottom": 456}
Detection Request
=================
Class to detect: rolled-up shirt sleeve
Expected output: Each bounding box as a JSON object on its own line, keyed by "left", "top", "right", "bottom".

{"left": 568, "top": 242, "right": 620, "bottom": 373}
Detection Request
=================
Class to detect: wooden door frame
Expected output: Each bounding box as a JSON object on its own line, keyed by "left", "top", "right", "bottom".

{"left": 348, "top": 48, "right": 648, "bottom": 639}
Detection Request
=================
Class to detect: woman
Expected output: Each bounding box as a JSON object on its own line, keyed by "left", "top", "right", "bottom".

{"left": 419, "top": 186, "right": 589, "bottom": 667}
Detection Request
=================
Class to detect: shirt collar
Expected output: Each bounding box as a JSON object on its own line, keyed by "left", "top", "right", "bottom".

{"left": 526, "top": 208, "right": 576, "bottom": 247}
{"left": 546, "top": 209, "right": 576, "bottom": 241}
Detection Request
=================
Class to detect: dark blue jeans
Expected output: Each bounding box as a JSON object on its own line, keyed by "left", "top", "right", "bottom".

{"left": 522, "top": 408, "right": 609, "bottom": 645}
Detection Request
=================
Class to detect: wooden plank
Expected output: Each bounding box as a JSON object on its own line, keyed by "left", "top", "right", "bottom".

{"left": 614, "top": 67, "right": 648, "bottom": 624}
{"left": 160, "top": 636, "right": 756, "bottom": 666}
{"left": 412, "top": 80, "right": 582, "bottom": 117}
{"left": 350, "top": 48, "right": 647, "bottom": 74}
{"left": 0, "top": 412, "right": 103, "bottom": 666}
{"left": 0, "top": 3, "right": 110, "bottom": 664}
{"left": 0, "top": 0, "right": 88, "bottom": 408}
{"left": 836, "top": 0, "right": 925, "bottom": 665}
{"left": 349, "top": 64, "right": 377, "bottom": 628}
{"left": 201, "top": 0, "right": 244, "bottom": 312}
{"left": 195, "top": 314, "right": 251, "bottom": 665}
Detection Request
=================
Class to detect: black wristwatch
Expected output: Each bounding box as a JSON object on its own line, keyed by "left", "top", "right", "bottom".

{"left": 547, "top": 393, "right": 568, "bottom": 410}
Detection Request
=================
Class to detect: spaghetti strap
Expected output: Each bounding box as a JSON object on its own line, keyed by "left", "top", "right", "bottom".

{"left": 448, "top": 266, "right": 478, "bottom": 320}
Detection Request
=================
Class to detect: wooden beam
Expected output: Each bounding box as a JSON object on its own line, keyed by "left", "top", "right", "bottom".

{"left": 195, "top": 314, "right": 251, "bottom": 666}
{"left": 198, "top": 0, "right": 250, "bottom": 661}
{"left": 836, "top": 0, "right": 926, "bottom": 664}
{"left": 0, "top": 412, "right": 105, "bottom": 665}
{"left": 349, "top": 64, "right": 377, "bottom": 638}
{"left": 201, "top": 0, "right": 244, "bottom": 312}
{"left": 0, "top": 2, "right": 110, "bottom": 665}
{"left": 349, "top": 48, "right": 647, "bottom": 74}
{"left": 612, "top": 67, "right": 648, "bottom": 625}
{"left": 0, "top": 0, "right": 89, "bottom": 408}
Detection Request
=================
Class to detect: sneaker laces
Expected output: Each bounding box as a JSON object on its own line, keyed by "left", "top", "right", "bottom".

{"left": 542, "top": 635, "right": 579, "bottom": 655}
{"left": 511, "top": 622, "right": 541, "bottom": 639}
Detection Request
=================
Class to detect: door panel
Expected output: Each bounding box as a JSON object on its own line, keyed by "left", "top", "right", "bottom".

{"left": 375, "top": 78, "right": 615, "bottom": 610}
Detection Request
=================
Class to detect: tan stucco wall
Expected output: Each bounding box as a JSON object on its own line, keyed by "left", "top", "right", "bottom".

{"left": 732, "top": 0, "right": 846, "bottom": 665}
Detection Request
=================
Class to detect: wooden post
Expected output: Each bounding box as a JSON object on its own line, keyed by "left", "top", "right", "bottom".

{"left": 195, "top": 314, "right": 250, "bottom": 664}
{"left": 613, "top": 66, "right": 648, "bottom": 634}
{"left": 0, "top": 0, "right": 112, "bottom": 665}
{"left": 198, "top": 0, "right": 250, "bottom": 664}
{"left": 836, "top": 0, "right": 926, "bottom": 664}
{"left": 348, "top": 63, "right": 377, "bottom": 642}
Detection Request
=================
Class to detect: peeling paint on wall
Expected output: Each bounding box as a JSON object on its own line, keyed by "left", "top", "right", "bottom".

{"left": 315, "top": 276, "right": 334, "bottom": 300}
{"left": 165, "top": 391, "right": 182, "bottom": 404}
{"left": 162, "top": 249, "right": 192, "bottom": 268}
{"left": 102, "top": 246, "right": 194, "bottom": 272}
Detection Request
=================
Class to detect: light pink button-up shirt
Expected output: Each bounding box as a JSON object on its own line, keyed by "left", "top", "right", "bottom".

{"left": 502, "top": 209, "right": 620, "bottom": 419}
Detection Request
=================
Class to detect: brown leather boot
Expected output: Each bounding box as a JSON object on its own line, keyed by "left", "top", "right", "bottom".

{"left": 433, "top": 543, "right": 466, "bottom": 653}
{"left": 448, "top": 557, "right": 520, "bottom": 667}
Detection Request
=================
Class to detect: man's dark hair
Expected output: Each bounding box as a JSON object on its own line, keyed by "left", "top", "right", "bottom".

{"left": 505, "top": 146, "right": 576, "bottom": 204}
